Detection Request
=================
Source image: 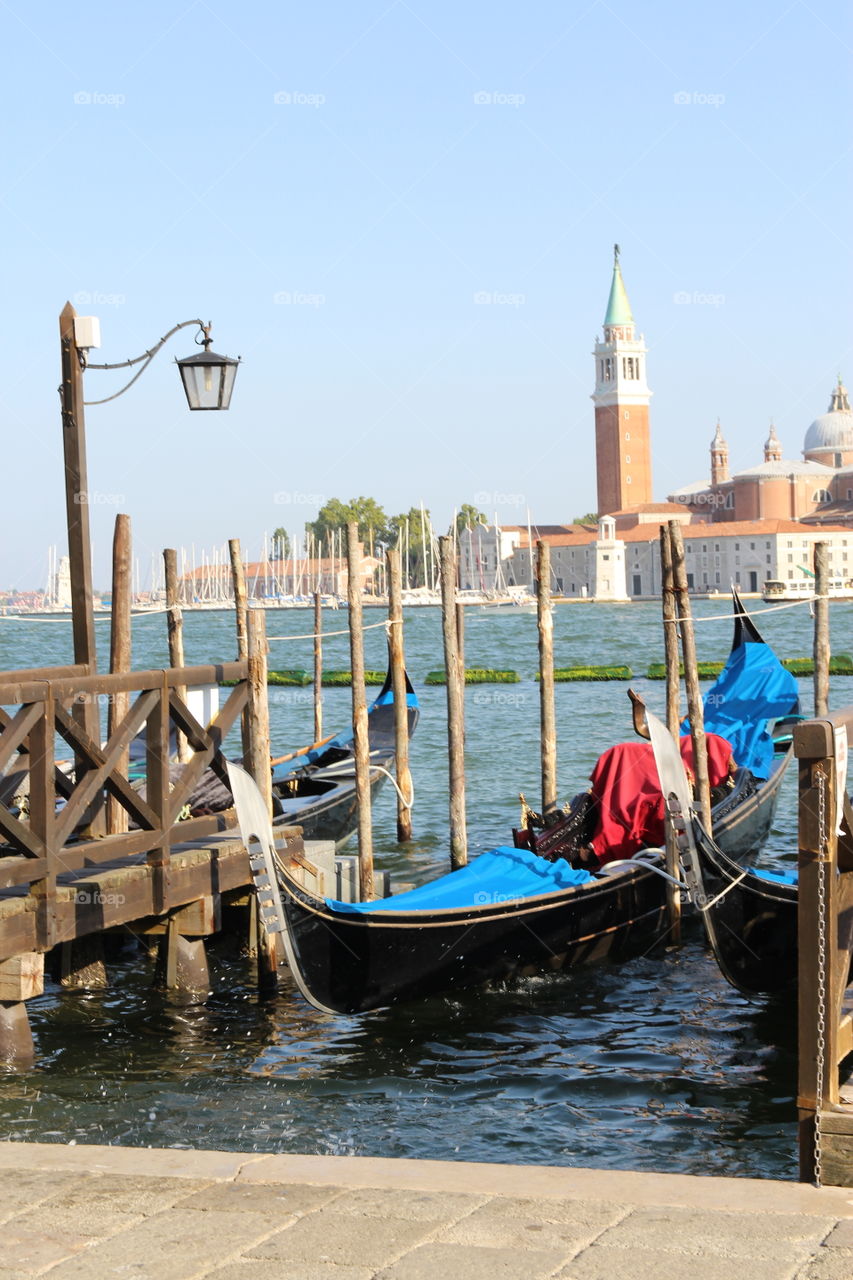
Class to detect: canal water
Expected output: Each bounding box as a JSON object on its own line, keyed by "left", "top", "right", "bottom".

{"left": 1, "top": 599, "right": 851, "bottom": 1178}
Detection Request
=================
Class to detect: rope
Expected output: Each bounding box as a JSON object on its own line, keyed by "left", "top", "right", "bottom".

{"left": 663, "top": 596, "right": 833, "bottom": 624}
{"left": 266, "top": 618, "right": 397, "bottom": 642}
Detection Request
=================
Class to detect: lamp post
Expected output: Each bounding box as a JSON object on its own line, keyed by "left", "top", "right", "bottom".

{"left": 58, "top": 302, "right": 240, "bottom": 685}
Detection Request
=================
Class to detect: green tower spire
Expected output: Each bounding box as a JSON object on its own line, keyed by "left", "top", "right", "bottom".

{"left": 604, "top": 243, "right": 634, "bottom": 328}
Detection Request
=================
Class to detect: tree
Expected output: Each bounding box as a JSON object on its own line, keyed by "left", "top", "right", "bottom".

{"left": 271, "top": 527, "right": 290, "bottom": 561}
{"left": 572, "top": 512, "right": 598, "bottom": 527}
{"left": 306, "top": 497, "right": 391, "bottom": 553}
{"left": 455, "top": 503, "right": 487, "bottom": 533}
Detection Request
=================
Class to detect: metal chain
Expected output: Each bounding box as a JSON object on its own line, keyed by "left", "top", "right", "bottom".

{"left": 814, "top": 765, "right": 829, "bottom": 1188}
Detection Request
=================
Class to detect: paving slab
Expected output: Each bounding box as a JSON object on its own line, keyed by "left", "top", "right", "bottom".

{"left": 794, "top": 1250, "right": 853, "bottom": 1279}
{"left": 206, "top": 1264, "right": 374, "bottom": 1280}
{"left": 246, "top": 1211, "right": 436, "bottom": 1270}
{"left": 590, "top": 1204, "right": 835, "bottom": 1262}
{"left": 433, "top": 1194, "right": 627, "bottom": 1250}
{"left": 329, "top": 1187, "right": 488, "bottom": 1221}
{"left": 177, "top": 1180, "right": 344, "bottom": 1215}
{"left": 555, "top": 1245, "right": 802, "bottom": 1280}
{"left": 0, "top": 1169, "right": 82, "bottom": 1222}
{"left": 376, "top": 1241, "right": 574, "bottom": 1279}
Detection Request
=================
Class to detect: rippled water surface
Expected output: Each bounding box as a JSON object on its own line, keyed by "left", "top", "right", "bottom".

{"left": 2, "top": 599, "right": 851, "bottom": 1178}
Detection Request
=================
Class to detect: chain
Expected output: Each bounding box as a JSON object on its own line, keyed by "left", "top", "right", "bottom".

{"left": 813, "top": 765, "right": 829, "bottom": 1188}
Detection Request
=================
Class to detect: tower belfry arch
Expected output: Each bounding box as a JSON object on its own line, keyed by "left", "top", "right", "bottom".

{"left": 592, "top": 247, "right": 653, "bottom": 515}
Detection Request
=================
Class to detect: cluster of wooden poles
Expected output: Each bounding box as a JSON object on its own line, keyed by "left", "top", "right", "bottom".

{"left": 105, "top": 513, "right": 838, "bottom": 906}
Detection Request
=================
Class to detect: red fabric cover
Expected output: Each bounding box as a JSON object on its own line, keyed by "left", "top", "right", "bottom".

{"left": 589, "top": 733, "right": 734, "bottom": 864}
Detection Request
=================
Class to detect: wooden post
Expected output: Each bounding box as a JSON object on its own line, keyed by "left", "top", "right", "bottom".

{"left": 245, "top": 609, "right": 272, "bottom": 819}
{"left": 660, "top": 524, "right": 680, "bottom": 741}
{"left": 813, "top": 541, "right": 830, "bottom": 718}
{"left": 660, "top": 525, "right": 683, "bottom": 943}
{"left": 439, "top": 535, "right": 467, "bottom": 868}
{"left": 229, "top": 538, "right": 248, "bottom": 659}
{"left": 106, "top": 514, "right": 132, "bottom": 835}
{"left": 163, "top": 549, "right": 190, "bottom": 764}
{"left": 347, "top": 522, "right": 374, "bottom": 899}
{"left": 387, "top": 547, "right": 413, "bottom": 841}
{"left": 536, "top": 540, "right": 557, "bottom": 820}
{"left": 456, "top": 599, "right": 465, "bottom": 675}
{"left": 313, "top": 591, "right": 323, "bottom": 742}
{"left": 668, "top": 521, "right": 711, "bottom": 829}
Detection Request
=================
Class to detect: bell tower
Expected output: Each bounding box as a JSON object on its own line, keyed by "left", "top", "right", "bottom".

{"left": 592, "top": 246, "right": 653, "bottom": 516}
{"left": 710, "top": 420, "right": 729, "bottom": 485}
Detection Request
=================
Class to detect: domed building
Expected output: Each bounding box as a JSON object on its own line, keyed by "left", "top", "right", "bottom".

{"left": 803, "top": 377, "right": 853, "bottom": 467}
{"left": 668, "top": 377, "right": 853, "bottom": 526}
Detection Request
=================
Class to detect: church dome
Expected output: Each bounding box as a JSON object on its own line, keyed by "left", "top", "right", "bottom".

{"left": 804, "top": 377, "right": 853, "bottom": 455}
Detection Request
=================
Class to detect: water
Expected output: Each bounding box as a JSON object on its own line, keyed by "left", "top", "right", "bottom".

{"left": 1, "top": 599, "right": 851, "bottom": 1178}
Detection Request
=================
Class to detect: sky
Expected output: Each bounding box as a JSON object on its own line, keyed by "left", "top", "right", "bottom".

{"left": 1, "top": 0, "right": 850, "bottom": 590}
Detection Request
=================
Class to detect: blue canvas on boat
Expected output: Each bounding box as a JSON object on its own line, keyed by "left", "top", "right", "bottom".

{"left": 326, "top": 846, "right": 593, "bottom": 914}
{"left": 697, "top": 641, "right": 799, "bottom": 779}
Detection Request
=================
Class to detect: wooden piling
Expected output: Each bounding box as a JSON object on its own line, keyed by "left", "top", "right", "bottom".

{"left": 659, "top": 524, "right": 680, "bottom": 741}
{"left": 164, "top": 548, "right": 190, "bottom": 764}
{"left": 536, "top": 540, "right": 557, "bottom": 820}
{"left": 228, "top": 538, "right": 248, "bottom": 660}
{"left": 668, "top": 521, "right": 711, "bottom": 829}
{"left": 387, "top": 547, "right": 413, "bottom": 842}
{"left": 245, "top": 608, "right": 272, "bottom": 819}
{"left": 439, "top": 535, "right": 467, "bottom": 868}
{"left": 106, "top": 514, "right": 132, "bottom": 835}
{"left": 313, "top": 591, "right": 323, "bottom": 742}
{"left": 813, "top": 541, "right": 830, "bottom": 718}
{"left": 347, "top": 522, "right": 374, "bottom": 899}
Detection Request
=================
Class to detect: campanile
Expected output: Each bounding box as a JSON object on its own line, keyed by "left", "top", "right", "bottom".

{"left": 592, "top": 247, "right": 653, "bottom": 515}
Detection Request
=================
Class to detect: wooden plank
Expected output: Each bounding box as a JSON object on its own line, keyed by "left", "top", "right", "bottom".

{"left": 0, "top": 858, "right": 48, "bottom": 889}
{"left": 164, "top": 548, "right": 190, "bottom": 764}
{"left": 0, "top": 662, "right": 247, "bottom": 706}
{"left": 0, "top": 809, "right": 44, "bottom": 860}
{"left": 0, "top": 704, "right": 42, "bottom": 776}
{"left": 146, "top": 681, "right": 171, "bottom": 913}
{"left": 0, "top": 912, "right": 38, "bottom": 962}
{"left": 246, "top": 609, "right": 272, "bottom": 818}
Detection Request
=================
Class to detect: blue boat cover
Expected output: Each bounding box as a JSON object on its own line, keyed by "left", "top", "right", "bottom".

{"left": 750, "top": 866, "right": 797, "bottom": 885}
{"left": 698, "top": 641, "right": 799, "bottom": 780}
{"left": 325, "top": 845, "right": 593, "bottom": 915}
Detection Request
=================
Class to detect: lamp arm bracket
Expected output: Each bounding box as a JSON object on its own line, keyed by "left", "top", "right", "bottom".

{"left": 82, "top": 318, "right": 209, "bottom": 406}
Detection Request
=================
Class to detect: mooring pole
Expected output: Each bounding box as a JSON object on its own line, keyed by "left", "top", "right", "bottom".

{"left": 106, "top": 513, "right": 132, "bottom": 836}
{"left": 228, "top": 538, "right": 248, "bottom": 660}
{"left": 668, "top": 521, "right": 711, "bottom": 829}
{"left": 313, "top": 591, "right": 323, "bottom": 742}
{"left": 813, "top": 541, "right": 830, "bottom": 718}
{"left": 386, "top": 547, "right": 413, "bottom": 842}
{"left": 245, "top": 608, "right": 272, "bottom": 818}
{"left": 163, "top": 548, "right": 190, "bottom": 764}
{"left": 660, "top": 524, "right": 680, "bottom": 742}
{"left": 347, "top": 522, "right": 374, "bottom": 899}
{"left": 439, "top": 535, "right": 467, "bottom": 868}
{"left": 536, "top": 540, "right": 558, "bottom": 819}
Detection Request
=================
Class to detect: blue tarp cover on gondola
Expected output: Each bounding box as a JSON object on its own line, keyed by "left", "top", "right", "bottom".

{"left": 326, "top": 845, "right": 593, "bottom": 914}
{"left": 699, "top": 640, "right": 799, "bottom": 780}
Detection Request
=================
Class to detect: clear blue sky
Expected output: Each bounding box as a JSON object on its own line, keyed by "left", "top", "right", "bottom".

{"left": 1, "top": 0, "right": 850, "bottom": 589}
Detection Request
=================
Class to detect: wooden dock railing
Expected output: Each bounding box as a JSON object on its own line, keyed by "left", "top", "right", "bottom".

{"left": 0, "top": 656, "right": 260, "bottom": 950}
{"left": 796, "top": 705, "right": 853, "bottom": 1184}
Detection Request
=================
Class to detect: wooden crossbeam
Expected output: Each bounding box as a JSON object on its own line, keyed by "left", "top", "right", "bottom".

{"left": 0, "top": 703, "right": 42, "bottom": 775}
{"left": 53, "top": 693, "right": 161, "bottom": 842}
{"left": 164, "top": 684, "right": 247, "bottom": 823}
{"left": 0, "top": 807, "right": 44, "bottom": 859}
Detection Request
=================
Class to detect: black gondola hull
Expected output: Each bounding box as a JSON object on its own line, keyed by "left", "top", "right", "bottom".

{"left": 279, "top": 863, "right": 669, "bottom": 1014}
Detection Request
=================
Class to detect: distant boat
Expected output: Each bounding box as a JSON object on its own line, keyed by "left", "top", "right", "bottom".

{"left": 763, "top": 577, "right": 853, "bottom": 601}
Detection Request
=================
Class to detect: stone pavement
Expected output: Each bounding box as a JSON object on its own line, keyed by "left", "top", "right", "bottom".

{"left": 0, "top": 1142, "right": 852, "bottom": 1280}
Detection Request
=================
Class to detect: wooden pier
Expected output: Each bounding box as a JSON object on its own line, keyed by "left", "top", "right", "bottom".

{"left": 0, "top": 640, "right": 304, "bottom": 1064}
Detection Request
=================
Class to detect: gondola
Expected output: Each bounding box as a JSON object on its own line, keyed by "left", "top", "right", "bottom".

{"left": 134, "top": 665, "right": 419, "bottom": 848}
{"left": 271, "top": 595, "right": 798, "bottom": 1015}
{"left": 268, "top": 667, "right": 419, "bottom": 845}
{"left": 514, "top": 587, "right": 800, "bottom": 864}
{"left": 682, "top": 822, "right": 798, "bottom": 996}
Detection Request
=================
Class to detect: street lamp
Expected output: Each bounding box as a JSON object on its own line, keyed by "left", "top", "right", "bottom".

{"left": 59, "top": 303, "right": 240, "bottom": 685}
